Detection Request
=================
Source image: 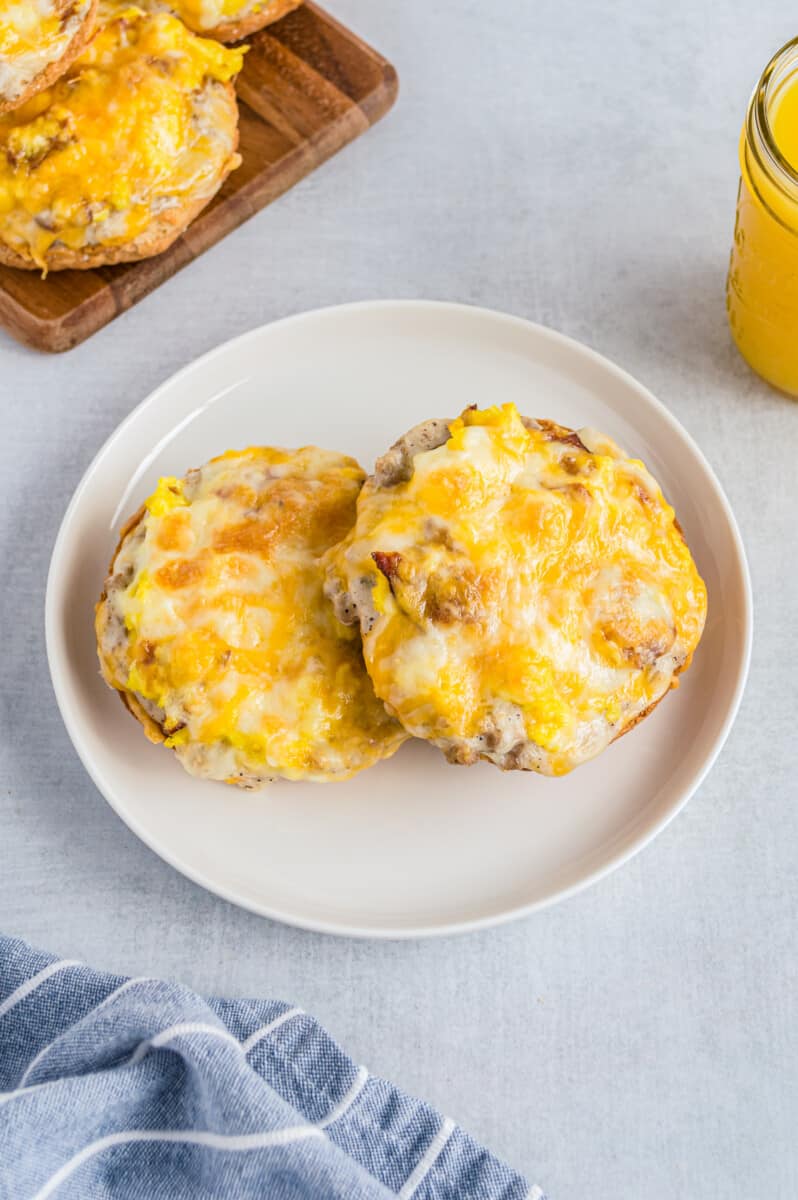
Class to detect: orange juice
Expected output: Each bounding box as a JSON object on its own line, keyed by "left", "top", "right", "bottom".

{"left": 727, "top": 38, "right": 798, "bottom": 395}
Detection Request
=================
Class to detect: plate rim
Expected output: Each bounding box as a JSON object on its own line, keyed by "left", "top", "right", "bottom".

{"left": 44, "top": 299, "right": 754, "bottom": 939}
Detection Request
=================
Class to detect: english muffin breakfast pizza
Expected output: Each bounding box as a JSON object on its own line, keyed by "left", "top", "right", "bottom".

{"left": 96, "top": 447, "right": 407, "bottom": 786}
{"left": 326, "top": 403, "right": 707, "bottom": 778}
{"left": 0, "top": 6, "right": 244, "bottom": 271}
{"left": 0, "top": 0, "right": 306, "bottom": 274}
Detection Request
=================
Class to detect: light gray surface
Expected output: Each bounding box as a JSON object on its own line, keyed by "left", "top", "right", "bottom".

{"left": 0, "top": 1, "right": 796, "bottom": 1197}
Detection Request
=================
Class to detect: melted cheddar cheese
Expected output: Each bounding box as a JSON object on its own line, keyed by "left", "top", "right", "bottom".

{"left": 0, "top": 0, "right": 91, "bottom": 105}
{"left": 326, "top": 404, "right": 707, "bottom": 776}
{"left": 0, "top": 6, "right": 243, "bottom": 267}
{"left": 96, "top": 447, "right": 406, "bottom": 786}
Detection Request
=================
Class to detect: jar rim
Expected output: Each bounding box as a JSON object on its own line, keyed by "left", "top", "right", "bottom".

{"left": 748, "top": 35, "right": 798, "bottom": 198}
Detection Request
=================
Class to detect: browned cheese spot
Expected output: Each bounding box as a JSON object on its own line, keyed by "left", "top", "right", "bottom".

{"left": 154, "top": 556, "right": 207, "bottom": 589}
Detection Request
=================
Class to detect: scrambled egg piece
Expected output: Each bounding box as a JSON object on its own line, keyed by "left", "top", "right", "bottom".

{"left": 0, "top": 6, "right": 243, "bottom": 267}
{"left": 326, "top": 403, "right": 708, "bottom": 776}
{"left": 96, "top": 447, "right": 406, "bottom": 786}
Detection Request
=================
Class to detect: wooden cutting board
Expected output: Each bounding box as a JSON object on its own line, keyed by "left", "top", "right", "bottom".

{"left": 0, "top": 2, "right": 397, "bottom": 352}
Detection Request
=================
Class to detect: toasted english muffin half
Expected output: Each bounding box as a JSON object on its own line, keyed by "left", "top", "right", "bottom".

{"left": 137, "top": 0, "right": 302, "bottom": 42}
{"left": 96, "top": 447, "right": 408, "bottom": 788}
{"left": 324, "top": 403, "right": 708, "bottom": 777}
{"left": 0, "top": 6, "right": 244, "bottom": 271}
{"left": 0, "top": 0, "right": 99, "bottom": 115}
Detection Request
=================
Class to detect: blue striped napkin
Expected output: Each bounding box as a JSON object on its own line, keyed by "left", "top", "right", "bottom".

{"left": 0, "top": 936, "right": 543, "bottom": 1199}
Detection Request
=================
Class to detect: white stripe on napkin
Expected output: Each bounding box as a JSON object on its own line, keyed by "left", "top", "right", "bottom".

{"left": 129, "top": 1022, "right": 241, "bottom": 1066}
{"left": 19, "top": 977, "right": 157, "bottom": 1087}
{"left": 317, "top": 1065, "right": 368, "bottom": 1129}
{"left": 32, "top": 1126, "right": 324, "bottom": 1200}
{"left": 397, "top": 1116, "right": 455, "bottom": 1199}
{"left": 0, "top": 1079, "right": 51, "bottom": 1108}
{"left": 0, "top": 961, "right": 81, "bottom": 1021}
{"left": 242, "top": 1007, "right": 303, "bottom": 1054}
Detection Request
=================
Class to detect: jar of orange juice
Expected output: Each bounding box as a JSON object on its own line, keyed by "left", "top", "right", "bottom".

{"left": 727, "top": 37, "right": 798, "bottom": 395}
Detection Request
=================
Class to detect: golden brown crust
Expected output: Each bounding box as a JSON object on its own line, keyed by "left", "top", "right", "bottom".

{"left": 119, "top": 688, "right": 167, "bottom": 744}
{"left": 96, "top": 503, "right": 168, "bottom": 744}
{"left": 0, "top": 0, "right": 99, "bottom": 115}
{"left": 610, "top": 657, "right": 688, "bottom": 744}
{"left": 114, "top": 505, "right": 147, "bottom": 563}
{"left": 208, "top": 0, "right": 302, "bottom": 43}
{"left": 0, "top": 80, "right": 240, "bottom": 271}
{"left": 610, "top": 694, "right": 665, "bottom": 742}
{"left": 96, "top": 618, "right": 168, "bottom": 744}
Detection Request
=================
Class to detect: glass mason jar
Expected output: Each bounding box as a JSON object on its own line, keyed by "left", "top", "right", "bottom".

{"left": 726, "top": 37, "right": 798, "bottom": 396}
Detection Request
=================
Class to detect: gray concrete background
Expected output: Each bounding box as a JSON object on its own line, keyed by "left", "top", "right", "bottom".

{"left": 1, "top": 2, "right": 796, "bottom": 1196}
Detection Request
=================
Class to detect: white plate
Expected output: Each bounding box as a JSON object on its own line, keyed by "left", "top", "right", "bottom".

{"left": 46, "top": 302, "right": 752, "bottom": 938}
